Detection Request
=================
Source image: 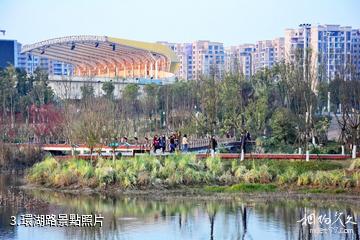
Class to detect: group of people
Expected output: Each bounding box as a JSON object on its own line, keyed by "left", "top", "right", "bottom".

{"left": 151, "top": 133, "right": 219, "bottom": 155}
{"left": 152, "top": 132, "right": 189, "bottom": 154}
{"left": 115, "top": 131, "right": 247, "bottom": 155}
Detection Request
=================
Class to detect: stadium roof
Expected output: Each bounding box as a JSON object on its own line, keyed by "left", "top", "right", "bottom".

{"left": 21, "top": 35, "right": 179, "bottom": 77}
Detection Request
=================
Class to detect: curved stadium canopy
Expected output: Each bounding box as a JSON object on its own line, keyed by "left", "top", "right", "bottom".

{"left": 21, "top": 35, "right": 179, "bottom": 79}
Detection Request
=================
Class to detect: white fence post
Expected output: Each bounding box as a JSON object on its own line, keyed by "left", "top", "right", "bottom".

{"left": 352, "top": 145, "right": 357, "bottom": 159}
{"left": 306, "top": 150, "right": 310, "bottom": 161}
{"left": 240, "top": 148, "right": 244, "bottom": 161}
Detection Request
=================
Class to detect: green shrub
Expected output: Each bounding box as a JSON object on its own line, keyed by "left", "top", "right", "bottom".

{"left": 27, "top": 157, "right": 59, "bottom": 184}
{"left": 297, "top": 172, "right": 313, "bottom": 186}
{"left": 328, "top": 171, "right": 344, "bottom": 187}
{"left": 95, "top": 166, "right": 116, "bottom": 185}
{"left": 340, "top": 176, "right": 354, "bottom": 188}
{"left": 67, "top": 159, "right": 94, "bottom": 179}
{"left": 313, "top": 171, "right": 332, "bottom": 187}
{"left": 205, "top": 156, "right": 223, "bottom": 176}
{"left": 278, "top": 167, "right": 298, "bottom": 184}
{"left": 219, "top": 171, "right": 234, "bottom": 185}
{"left": 165, "top": 172, "right": 183, "bottom": 186}
{"left": 312, "top": 170, "right": 350, "bottom": 187}
{"left": 52, "top": 168, "right": 77, "bottom": 187}
{"left": 349, "top": 159, "right": 360, "bottom": 170}
{"left": 234, "top": 165, "right": 248, "bottom": 180}
{"left": 352, "top": 172, "right": 360, "bottom": 187}
{"left": 26, "top": 155, "right": 356, "bottom": 191}
{"left": 137, "top": 171, "right": 151, "bottom": 186}
{"left": 244, "top": 165, "right": 272, "bottom": 183}
{"left": 241, "top": 160, "right": 342, "bottom": 177}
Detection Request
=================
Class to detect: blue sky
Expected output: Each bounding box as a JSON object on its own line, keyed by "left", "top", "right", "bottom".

{"left": 0, "top": 0, "right": 359, "bottom": 46}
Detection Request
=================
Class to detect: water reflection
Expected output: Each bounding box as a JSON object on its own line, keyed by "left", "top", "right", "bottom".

{"left": 0, "top": 174, "right": 359, "bottom": 240}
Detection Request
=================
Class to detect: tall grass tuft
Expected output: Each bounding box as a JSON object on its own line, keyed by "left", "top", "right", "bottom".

{"left": 297, "top": 172, "right": 313, "bottom": 186}
{"left": 27, "top": 157, "right": 59, "bottom": 184}
{"left": 349, "top": 158, "right": 360, "bottom": 170}
{"left": 26, "top": 156, "right": 359, "bottom": 191}
{"left": 244, "top": 165, "right": 272, "bottom": 183}
{"left": 277, "top": 167, "right": 298, "bottom": 185}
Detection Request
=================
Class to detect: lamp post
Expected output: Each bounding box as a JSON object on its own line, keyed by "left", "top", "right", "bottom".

{"left": 194, "top": 105, "right": 199, "bottom": 137}
{"left": 326, "top": 32, "right": 333, "bottom": 114}
{"left": 161, "top": 111, "right": 166, "bottom": 127}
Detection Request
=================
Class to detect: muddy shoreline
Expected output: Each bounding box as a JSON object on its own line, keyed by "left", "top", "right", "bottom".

{"left": 19, "top": 183, "right": 360, "bottom": 206}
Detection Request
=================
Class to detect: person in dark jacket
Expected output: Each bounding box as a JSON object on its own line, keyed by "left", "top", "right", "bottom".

{"left": 169, "top": 134, "right": 176, "bottom": 153}
{"left": 159, "top": 135, "right": 166, "bottom": 154}
{"left": 209, "top": 135, "right": 217, "bottom": 156}
{"left": 153, "top": 135, "right": 160, "bottom": 153}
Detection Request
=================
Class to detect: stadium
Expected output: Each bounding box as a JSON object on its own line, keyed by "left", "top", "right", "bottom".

{"left": 21, "top": 35, "right": 179, "bottom": 98}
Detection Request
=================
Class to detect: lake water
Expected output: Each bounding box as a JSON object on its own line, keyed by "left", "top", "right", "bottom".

{"left": 0, "top": 174, "right": 359, "bottom": 240}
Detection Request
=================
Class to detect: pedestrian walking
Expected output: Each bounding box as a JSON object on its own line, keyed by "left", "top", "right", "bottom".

{"left": 153, "top": 135, "right": 160, "bottom": 153}
{"left": 210, "top": 135, "right": 217, "bottom": 157}
{"left": 182, "top": 134, "right": 189, "bottom": 152}
{"left": 169, "top": 134, "right": 176, "bottom": 153}
{"left": 160, "top": 134, "right": 166, "bottom": 154}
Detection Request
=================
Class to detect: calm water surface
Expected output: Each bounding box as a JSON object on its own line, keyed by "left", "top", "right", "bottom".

{"left": 0, "top": 174, "right": 359, "bottom": 240}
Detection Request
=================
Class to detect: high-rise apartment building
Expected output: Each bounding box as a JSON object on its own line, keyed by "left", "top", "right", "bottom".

{"left": 285, "top": 24, "right": 359, "bottom": 85}
{"left": 159, "top": 42, "right": 193, "bottom": 80}
{"left": 0, "top": 39, "right": 21, "bottom": 68}
{"left": 192, "top": 41, "right": 225, "bottom": 80}
{"left": 351, "top": 29, "right": 360, "bottom": 78}
{"left": 253, "top": 38, "right": 285, "bottom": 73}
{"left": 225, "top": 44, "right": 255, "bottom": 78}
{"left": 20, "top": 55, "right": 74, "bottom": 76}
{"left": 159, "top": 41, "right": 225, "bottom": 80}
{"left": 0, "top": 39, "right": 74, "bottom": 75}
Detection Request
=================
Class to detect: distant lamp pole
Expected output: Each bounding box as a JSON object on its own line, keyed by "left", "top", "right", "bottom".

{"left": 162, "top": 111, "right": 166, "bottom": 127}
{"left": 305, "top": 112, "right": 310, "bottom": 161}
{"left": 108, "top": 142, "right": 119, "bottom": 163}
{"left": 194, "top": 105, "right": 199, "bottom": 136}
{"left": 326, "top": 32, "right": 332, "bottom": 114}
{"left": 327, "top": 91, "right": 331, "bottom": 114}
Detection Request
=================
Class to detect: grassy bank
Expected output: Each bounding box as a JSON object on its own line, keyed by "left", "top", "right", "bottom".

{"left": 26, "top": 155, "right": 360, "bottom": 193}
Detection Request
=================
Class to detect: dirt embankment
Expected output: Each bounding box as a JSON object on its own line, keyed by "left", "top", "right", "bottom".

{"left": 20, "top": 183, "right": 360, "bottom": 207}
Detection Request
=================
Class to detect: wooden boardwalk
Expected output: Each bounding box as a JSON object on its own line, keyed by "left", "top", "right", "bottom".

{"left": 24, "top": 140, "right": 359, "bottom": 161}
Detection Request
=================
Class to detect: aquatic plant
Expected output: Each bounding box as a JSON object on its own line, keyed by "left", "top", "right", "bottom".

{"left": 244, "top": 165, "right": 272, "bottom": 184}
{"left": 297, "top": 172, "right": 313, "bottom": 186}
{"left": 26, "top": 156, "right": 359, "bottom": 192}
{"left": 313, "top": 171, "right": 332, "bottom": 187}
{"left": 352, "top": 172, "right": 360, "bottom": 188}
{"left": 66, "top": 159, "right": 94, "bottom": 179}
{"left": 205, "top": 156, "right": 223, "bottom": 176}
{"left": 234, "top": 165, "right": 248, "bottom": 181}
{"left": 219, "top": 171, "right": 234, "bottom": 185}
{"left": 52, "top": 168, "right": 77, "bottom": 187}
{"left": 95, "top": 166, "right": 116, "bottom": 185}
{"left": 349, "top": 158, "right": 360, "bottom": 170}
{"left": 277, "top": 167, "right": 298, "bottom": 185}
{"left": 27, "top": 157, "right": 59, "bottom": 184}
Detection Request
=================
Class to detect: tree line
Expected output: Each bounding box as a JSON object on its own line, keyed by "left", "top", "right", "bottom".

{"left": 0, "top": 50, "right": 359, "bottom": 153}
